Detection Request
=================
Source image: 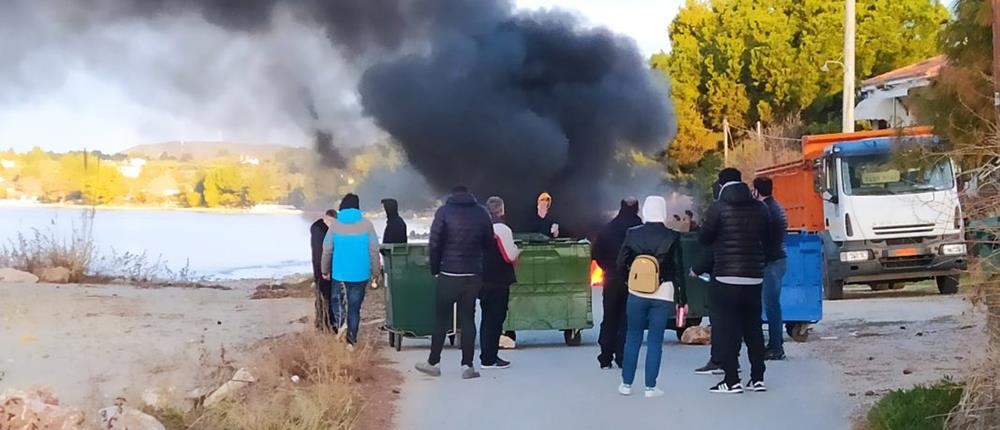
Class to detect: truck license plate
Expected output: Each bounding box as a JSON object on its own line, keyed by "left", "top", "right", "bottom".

{"left": 890, "top": 248, "right": 920, "bottom": 257}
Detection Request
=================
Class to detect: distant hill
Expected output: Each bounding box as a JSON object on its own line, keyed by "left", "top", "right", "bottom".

{"left": 125, "top": 141, "right": 306, "bottom": 161}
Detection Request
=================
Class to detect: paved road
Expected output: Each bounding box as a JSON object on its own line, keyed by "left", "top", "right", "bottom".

{"left": 390, "top": 289, "right": 852, "bottom": 430}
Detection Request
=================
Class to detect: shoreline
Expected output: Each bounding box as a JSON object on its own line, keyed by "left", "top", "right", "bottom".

{"left": 0, "top": 199, "right": 304, "bottom": 215}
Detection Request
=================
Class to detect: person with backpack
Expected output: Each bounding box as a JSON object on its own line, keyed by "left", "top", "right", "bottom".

{"left": 699, "top": 168, "right": 771, "bottom": 394}
{"left": 615, "top": 195, "right": 687, "bottom": 398}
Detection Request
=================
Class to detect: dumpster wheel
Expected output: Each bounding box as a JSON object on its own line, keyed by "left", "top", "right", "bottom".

{"left": 563, "top": 329, "right": 582, "bottom": 346}
{"left": 786, "top": 323, "right": 811, "bottom": 343}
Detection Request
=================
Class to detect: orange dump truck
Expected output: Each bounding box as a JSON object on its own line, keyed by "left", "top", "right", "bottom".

{"left": 756, "top": 127, "right": 967, "bottom": 299}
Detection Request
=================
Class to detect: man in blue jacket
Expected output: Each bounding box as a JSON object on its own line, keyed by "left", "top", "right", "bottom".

{"left": 321, "top": 193, "right": 381, "bottom": 347}
{"left": 416, "top": 186, "right": 494, "bottom": 379}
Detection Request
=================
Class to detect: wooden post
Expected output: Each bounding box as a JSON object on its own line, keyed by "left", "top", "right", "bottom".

{"left": 723, "top": 117, "right": 730, "bottom": 166}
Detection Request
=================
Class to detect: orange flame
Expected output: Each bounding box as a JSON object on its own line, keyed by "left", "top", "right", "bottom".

{"left": 590, "top": 260, "right": 604, "bottom": 287}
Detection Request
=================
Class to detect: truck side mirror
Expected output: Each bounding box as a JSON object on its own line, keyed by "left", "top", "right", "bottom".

{"left": 822, "top": 191, "right": 839, "bottom": 204}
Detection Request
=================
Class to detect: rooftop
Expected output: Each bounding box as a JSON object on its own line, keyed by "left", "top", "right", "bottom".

{"left": 861, "top": 55, "right": 945, "bottom": 88}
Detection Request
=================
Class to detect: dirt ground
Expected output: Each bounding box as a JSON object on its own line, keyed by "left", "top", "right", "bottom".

{"left": 800, "top": 284, "right": 988, "bottom": 415}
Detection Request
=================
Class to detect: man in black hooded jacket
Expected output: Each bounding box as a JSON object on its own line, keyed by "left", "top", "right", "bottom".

{"left": 381, "top": 198, "right": 408, "bottom": 244}
{"left": 310, "top": 209, "right": 338, "bottom": 332}
{"left": 700, "top": 168, "right": 772, "bottom": 394}
{"left": 593, "top": 197, "right": 641, "bottom": 369}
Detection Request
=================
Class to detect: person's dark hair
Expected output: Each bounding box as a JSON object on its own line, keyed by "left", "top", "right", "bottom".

{"left": 451, "top": 185, "right": 468, "bottom": 193}
{"left": 325, "top": 209, "right": 338, "bottom": 218}
{"left": 718, "top": 167, "right": 742, "bottom": 184}
{"left": 753, "top": 176, "right": 774, "bottom": 197}
{"left": 684, "top": 209, "right": 694, "bottom": 217}
{"left": 673, "top": 214, "right": 682, "bottom": 221}
{"left": 339, "top": 193, "right": 360, "bottom": 210}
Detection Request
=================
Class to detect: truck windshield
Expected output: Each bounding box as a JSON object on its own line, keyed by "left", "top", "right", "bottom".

{"left": 840, "top": 154, "right": 954, "bottom": 196}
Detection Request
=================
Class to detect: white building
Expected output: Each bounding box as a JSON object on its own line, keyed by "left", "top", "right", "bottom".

{"left": 240, "top": 155, "right": 260, "bottom": 165}
{"left": 855, "top": 55, "right": 944, "bottom": 128}
{"left": 117, "top": 158, "right": 147, "bottom": 179}
{"left": 0, "top": 159, "right": 15, "bottom": 169}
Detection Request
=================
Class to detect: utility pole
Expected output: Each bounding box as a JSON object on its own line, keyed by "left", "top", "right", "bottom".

{"left": 723, "top": 117, "right": 730, "bottom": 166}
{"left": 843, "top": 0, "right": 856, "bottom": 133}
{"left": 993, "top": 0, "right": 1000, "bottom": 126}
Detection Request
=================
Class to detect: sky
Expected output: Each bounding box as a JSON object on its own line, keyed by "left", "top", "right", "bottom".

{"left": 0, "top": 0, "right": 685, "bottom": 154}
{"left": 515, "top": 0, "right": 682, "bottom": 56}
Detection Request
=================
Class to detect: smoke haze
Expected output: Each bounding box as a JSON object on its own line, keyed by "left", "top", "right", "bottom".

{"left": 1, "top": 0, "right": 675, "bottom": 230}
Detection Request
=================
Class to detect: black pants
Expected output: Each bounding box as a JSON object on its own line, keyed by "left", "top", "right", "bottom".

{"left": 597, "top": 272, "right": 628, "bottom": 367}
{"left": 479, "top": 282, "right": 511, "bottom": 365}
{"left": 709, "top": 280, "right": 766, "bottom": 385}
{"left": 429, "top": 275, "right": 481, "bottom": 367}
{"left": 313, "top": 275, "right": 335, "bottom": 332}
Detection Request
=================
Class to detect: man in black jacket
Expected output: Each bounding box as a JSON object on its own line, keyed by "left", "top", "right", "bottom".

{"left": 310, "top": 209, "right": 338, "bottom": 332}
{"left": 700, "top": 168, "right": 772, "bottom": 394}
{"left": 594, "top": 197, "right": 641, "bottom": 369}
{"left": 754, "top": 176, "right": 789, "bottom": 360}
{"left": 416, "top": 186, "right": 493, "bottom": 380}
{"left": 381, "top": 198, "right": 408, "bottom": 244}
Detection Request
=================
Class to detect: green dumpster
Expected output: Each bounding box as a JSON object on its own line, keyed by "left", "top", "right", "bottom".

{"left": 380, "top": 244, "right": 455, "bottom": 351}
{"left": 970, "top": 216, "right": 1000, "bottom": 273}
{"left": 504, "top": 238, "right": 594, "bottom": 346}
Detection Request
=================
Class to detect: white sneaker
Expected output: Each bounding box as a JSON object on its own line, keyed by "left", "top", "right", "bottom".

{"left": 618, "top": 383, "right": 632, "bottom": 396}
{"left": 644, "top": 387, "right": 664, "bottom": 398}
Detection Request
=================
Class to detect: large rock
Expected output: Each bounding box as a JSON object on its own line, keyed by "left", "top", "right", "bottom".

{"left": 98, "top": 398, "right": 165, "bottom": 430}
{"left": 39, "top": 267, "right": 71, "bottom": 283}
{"left": 0, "top": 387, "right": 86, "bottom": 429}
{"left": 204, "top": 368, "right": 257, "bottom": 407}
{"left": 680, "top": 325, "right": 712, "bottom": 345}
{"left": 0, "top": 268, "right": 39, "bottom": 283}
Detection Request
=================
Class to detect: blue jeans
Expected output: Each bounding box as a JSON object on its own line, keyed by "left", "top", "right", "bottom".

{"left": 330, "top": 281, "right": 345, "bottom": 329}
{"left": 762, "top": 259, "right": 787, "bottom": 352}
{"left": 335, "top": 281, "right": 368, "bottom": 344}
{"left": 621, "top": 294, "right": 670, "bottom": 388}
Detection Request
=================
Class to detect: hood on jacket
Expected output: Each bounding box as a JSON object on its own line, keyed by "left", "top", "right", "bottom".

{"left": 337, "top": 208, "right": 363, "bottom": 224}
{"left": 447, "top": 191, "right": 478, "bottom": 206}
{"left": 719, "top": 182, "right": 756, "bottom": 205}
{"left": 381, "top": 198, "right": 400, "bottom": 218}
{"left": 641, "top": 196, "right": 667, "bottom": 224}
{"left": 616, "top": 198, "right": 640, "bottom": 220}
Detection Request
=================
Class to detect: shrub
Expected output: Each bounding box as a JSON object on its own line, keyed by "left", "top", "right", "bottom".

{"left": 867, "top": 381, "right": 963, "bottom": 430}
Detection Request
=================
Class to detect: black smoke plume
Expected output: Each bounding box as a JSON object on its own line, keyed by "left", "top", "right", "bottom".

{"left": 359, "top": 7, "right": 675, "bottom": 232}
{"left": 5, "top": 0, "right": 675, "bottom": 232}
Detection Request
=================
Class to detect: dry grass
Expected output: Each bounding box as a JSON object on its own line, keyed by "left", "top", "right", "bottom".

{"left": 0, "top": 209, "right": 96, "bottom": 282}
{"left": 726, "top": 117, "right": 803, "bottom": 176}
{"left": 148, "top": 331, "right": 373, "bottom": 430}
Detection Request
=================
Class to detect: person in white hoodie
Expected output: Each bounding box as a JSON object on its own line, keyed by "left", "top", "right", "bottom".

{"left": 615, "top": 196, "right": 687, "bottom": 398}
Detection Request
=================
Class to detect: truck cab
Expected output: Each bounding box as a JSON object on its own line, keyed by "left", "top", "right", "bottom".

{"left": 813, "top": 134, "right": 967, "bottom": 299}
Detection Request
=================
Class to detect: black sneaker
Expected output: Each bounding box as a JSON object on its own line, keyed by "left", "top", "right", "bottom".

{"left": 694, "top": 361, "right": 722, "bottom": 375}
{"left": 709, "top": 381, "right": 744, "bottom": 394}
{"left": 764, "top": 350, "right": 786, "bottom": 361}
{"left": 746, "top": 380, "right": 767, "bottom": 392}
{"left": 482, "top": 358, "right": 511, "bottom": 369}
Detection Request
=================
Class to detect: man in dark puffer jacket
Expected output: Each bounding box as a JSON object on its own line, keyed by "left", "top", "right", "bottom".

{"left": 416, "top": 186, "right": 493, "bottom": 380}
{"left": 700, "top": 168, "right": 772, "bottom": 394}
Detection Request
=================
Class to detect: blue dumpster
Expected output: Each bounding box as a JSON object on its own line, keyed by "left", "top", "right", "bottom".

{"left": 764, "top": 231, "right": 823, "bottom": 341}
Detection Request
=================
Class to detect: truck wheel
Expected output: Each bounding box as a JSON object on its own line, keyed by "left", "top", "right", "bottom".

{"left": 388, "top": 331, "right": 396, "bottom": 348}
{"left": 936, "top": 275, "right": 960, "bottom": 295}
{"left": 563, "top": 329, "right": 582, "bottom": 346}
{"left": 395, "top": 335, "right": 402, "bottom": 352}
{"left": 823, "top": 272, "right": 845, "bottom": 300}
